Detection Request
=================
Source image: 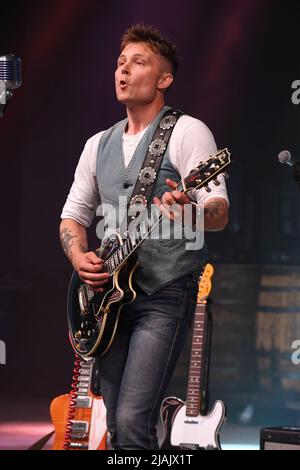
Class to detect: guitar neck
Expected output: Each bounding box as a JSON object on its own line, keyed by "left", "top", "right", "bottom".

{"left": 185, "top": 302, "right": 207, "bottom": 417}
{"left": 104, "top": 205, "right": 162, "bottom": 275}
{"left": 103, "top": 148, "right": 231, "bottom": 275}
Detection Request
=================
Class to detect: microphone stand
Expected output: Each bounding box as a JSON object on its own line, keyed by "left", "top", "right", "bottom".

{"left": 294, "top": 162, "right": 300, "bottom": 189}
{"left": 0, "top": 80, "right": 12, "bottom": 117}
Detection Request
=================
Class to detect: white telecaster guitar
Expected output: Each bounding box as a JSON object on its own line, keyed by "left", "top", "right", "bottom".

{"left": 160, "top": 264, "right": 226, "bottom": 450}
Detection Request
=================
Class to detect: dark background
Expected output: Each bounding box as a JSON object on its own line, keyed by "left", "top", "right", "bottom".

{"left": 1, "top": 0, "right": 300, "bottom": 430}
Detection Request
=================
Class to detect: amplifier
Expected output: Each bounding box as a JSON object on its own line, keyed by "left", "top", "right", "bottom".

{"left": 260, "top": 426, "right": 300, "bottom": 450}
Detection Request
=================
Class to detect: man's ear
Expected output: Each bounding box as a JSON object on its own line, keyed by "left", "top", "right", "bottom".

{"left": 157, "top": 73, "right": 173, "bottom": 91}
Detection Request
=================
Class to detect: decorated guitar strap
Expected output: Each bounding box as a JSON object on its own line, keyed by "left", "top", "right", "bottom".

{"left": 121, "top": 107, "right": 184, "bottom": 236}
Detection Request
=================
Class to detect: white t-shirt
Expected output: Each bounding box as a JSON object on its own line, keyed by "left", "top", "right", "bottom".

{"left": 61, "top": 114, "right": 229, "bottom": 227}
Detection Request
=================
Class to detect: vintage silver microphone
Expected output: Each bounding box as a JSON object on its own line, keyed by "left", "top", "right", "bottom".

{"left": 278, "top": 150, "right": 297, "bottom": 167}
{"left": 278, "top": 150, "right": 300, "bottom": 188}
{"left": 0, "top": 54, "right": 22, "bottom": 117}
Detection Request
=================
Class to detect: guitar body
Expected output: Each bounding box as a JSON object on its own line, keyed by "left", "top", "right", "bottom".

{"left": 170, "top": 400, "right": 225, "bottom": 449}
{"left": 50, "top": 394, "right": 70, "bottom": 450}
{"left": 160, "top": 397, "right": 185, "bottom": 449}
{"left": 50, "top": 393, "right": 107, "bottom": 450}
{"left": 160, "top": 397, "right": 225, "bottom": 450}
{"left": 68, "top": 233, "right": 138, "bottom": 358}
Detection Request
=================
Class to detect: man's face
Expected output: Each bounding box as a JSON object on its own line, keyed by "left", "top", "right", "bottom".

{"left": 115, "top": 42, "right": 171, "bottom": 107}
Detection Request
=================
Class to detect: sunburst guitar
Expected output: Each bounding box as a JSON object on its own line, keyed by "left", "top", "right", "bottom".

{"left": 160, "top": 264, "right": 226, "bottom": 450}
{"left": 50, "top": 355, "right": 107, "bottom": 450}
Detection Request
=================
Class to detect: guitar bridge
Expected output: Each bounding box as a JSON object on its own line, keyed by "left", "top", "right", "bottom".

{"left": 179, "top": 444, "right": 199, "bottom": 450}
{"left": 78, "top": 285, "right": 95, "bottom": 316}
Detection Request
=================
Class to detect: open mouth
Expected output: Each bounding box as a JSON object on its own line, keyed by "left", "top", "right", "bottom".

{"left": 120, "top": 80, "right": 128, "bottom": 88}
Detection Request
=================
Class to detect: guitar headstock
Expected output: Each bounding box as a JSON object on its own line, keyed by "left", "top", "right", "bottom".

{"left": 197, "top": 263, "right": 214, "bottom": 304}
{"left": 179, "top": 148, "right": 231, "bottom": 193}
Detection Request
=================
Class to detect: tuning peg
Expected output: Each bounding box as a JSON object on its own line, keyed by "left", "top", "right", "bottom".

{"left": 213, "top": 179, "right": 220, "bottom": 186}
{"left": 190, "top": 164, "right": 202, "bottom": 174}
{"left": 204, "top": 186, "right": 212, "bottom": 192}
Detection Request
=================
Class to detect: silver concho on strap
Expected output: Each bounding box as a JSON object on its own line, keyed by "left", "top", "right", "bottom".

{"left": 159, "top": 114, "right": 177, "bottom": 130}
{"left": 129, "top": 194, "right": 147, "bottom": 209}
{"left": 139, "top": 167, "right": 157, "bottom": 186}
{"left": 149, "top": 138, "right": 166, "bottom": 158}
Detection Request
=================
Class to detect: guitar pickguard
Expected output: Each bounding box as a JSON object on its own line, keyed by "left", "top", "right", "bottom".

{"left": 170, "top": 401, "right": 226, "bottom": 450}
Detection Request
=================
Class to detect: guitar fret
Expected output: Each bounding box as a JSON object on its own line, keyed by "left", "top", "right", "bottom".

{"left": 122, "top": 243, "right": 128, "bottom": 258}
{"left": 110, "top": 256, "right": 115, "bottom": 271}
{"left": 113, "top": 253, "right": 119, "bottom": 268}
{"left": 136, "top": 230, "right": 142, "bottom": 242}
{"left": 141, "top": 219, "right": 149, "bottom": 238}
{"left": 117, "top": 249, "right": 122, "bottom": 264}
{"left": 104, "top": 260, "right": 111, "bottom": 275}
{"left": 108, "top": 259, "right": 113, "bottom": 274}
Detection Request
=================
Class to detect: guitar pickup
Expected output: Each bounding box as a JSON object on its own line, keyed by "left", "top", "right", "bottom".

{"left": 76, "top": 396, "right": 92, "bottom": 408}
{"left": 68, "top": 442, "right": 89, "bottom": 449}
{"left": 70, "top": 431, "right": 88, "bottom": 440}
{"left": 71, "top": 420, "right": 89, "bottom": 433}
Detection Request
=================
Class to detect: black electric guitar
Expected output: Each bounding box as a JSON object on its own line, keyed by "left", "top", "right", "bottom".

{"left": 67, "top": 149, "right": 231, "bottom": 359}
{"left": 160, "top": 264, "right": 226, "bottom": 450}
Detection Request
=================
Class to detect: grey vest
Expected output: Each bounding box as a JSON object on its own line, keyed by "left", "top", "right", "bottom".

{"left": 96, "top": 106, "right": 208, "bottom": 295}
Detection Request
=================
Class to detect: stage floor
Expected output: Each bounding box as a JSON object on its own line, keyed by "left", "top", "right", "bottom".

{"left": 0, "top": 421, "right": 260, "bottom": 450}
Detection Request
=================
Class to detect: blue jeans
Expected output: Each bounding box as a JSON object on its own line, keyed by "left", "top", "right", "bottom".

{"left": 95, "top": 273, "right": 198, "bottom": 450}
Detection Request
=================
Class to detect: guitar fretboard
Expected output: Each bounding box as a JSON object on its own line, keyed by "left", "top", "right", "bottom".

{"left": 186, "top": 303, "right": 206, "bottom": 417}
{"left": 103, "top": 205, "right": 162, "bottom": 275}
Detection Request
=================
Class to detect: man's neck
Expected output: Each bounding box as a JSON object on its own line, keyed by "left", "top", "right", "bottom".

{"left": 126, "top": 100, "right": 165, "bottom": 135}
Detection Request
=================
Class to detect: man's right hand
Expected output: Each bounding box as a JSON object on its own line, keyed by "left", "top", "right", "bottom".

{"left": 74, "top": 251, "right": 110, "bottom": 293}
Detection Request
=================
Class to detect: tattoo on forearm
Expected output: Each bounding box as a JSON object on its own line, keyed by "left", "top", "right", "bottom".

{"left": 204, "top": 199, "right": 227, "bottom": 219}
{"left": 60, "top": 228, "right": 76, "bottom": 259}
